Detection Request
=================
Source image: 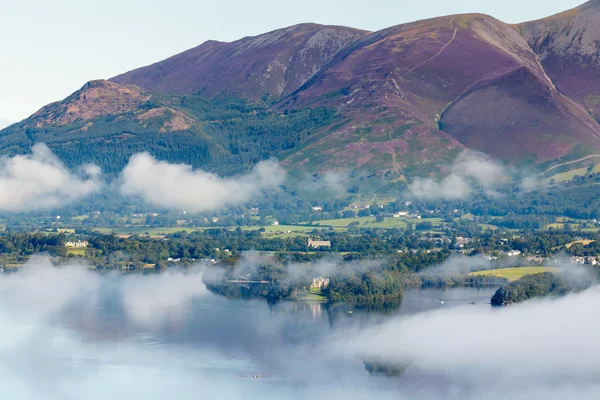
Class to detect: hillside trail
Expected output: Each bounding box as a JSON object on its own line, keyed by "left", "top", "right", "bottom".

{"left": 540, "top": 154, "right": 600, "bottom": 175}
{"left": 401, "top": 18, "right": 457, "bottom": 78}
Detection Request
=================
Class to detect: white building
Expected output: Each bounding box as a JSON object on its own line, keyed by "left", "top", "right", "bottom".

{"left": 311, "top": 277, "right": 330, "bottom": 289}
{"left": 65, "top": 240, "right": 88, "bottom": 248}
{"left": 308, "top": 238, "right": 331, "bottom": 248}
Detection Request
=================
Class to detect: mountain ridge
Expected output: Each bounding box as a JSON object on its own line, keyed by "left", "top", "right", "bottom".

{"left": 111, "top": 23, "right": 369, "bottom": 101}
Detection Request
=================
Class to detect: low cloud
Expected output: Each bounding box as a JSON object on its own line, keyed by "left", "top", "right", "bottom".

{"left": 0, "top": 256, "right": 207, "bottom": 328}
{"left": 211, "top": 250, "right": 384, "bottom": 286}
{"left": 419, "top": 253, "right": 594, "bottom": 285}
{"left": 409, "top": 151, "right": 549, "bottom": 200}
{"left": 409, "top": 151, "right": 508, "bottom": 200}
{"left": 120, "top": 153, "right": 285, "bottom": 212}
{"left": 0, "top": 143, "right": 101, "bottom": 211}
{"left": 519, "top": 174, "right": 546, "bottom": 191}
{"left": 337, "top": 287, "right": 600, "bottom": 380}
{"left": 0, "top": 256, "right": 102, "bottom": 318}
{"left": 293, "top": 171, "right": 350, "bottom": 197}
{"left": 418, "top": 254, "right": 509, "bottom": 277}
{"left": 119, "top": 270, "right": 207, "bottom": 327}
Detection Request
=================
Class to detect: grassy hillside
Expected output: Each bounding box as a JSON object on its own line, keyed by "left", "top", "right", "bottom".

{"left": 470, "top": 267, "right": 559, "bottom": 282}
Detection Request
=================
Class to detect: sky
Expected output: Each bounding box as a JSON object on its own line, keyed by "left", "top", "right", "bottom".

{"left": 0, "top": 0, "right": 585, "bottom": 122}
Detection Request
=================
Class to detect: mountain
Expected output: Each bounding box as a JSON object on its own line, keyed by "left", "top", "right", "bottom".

{"left": 3, "top": 3, "right": 600, "bottom": 182}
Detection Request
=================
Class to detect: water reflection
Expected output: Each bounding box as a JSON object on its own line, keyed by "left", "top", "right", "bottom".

{"left": 0, "top": 268, "right": 499, "bottom": 400}
{"left": 59, "top": 286, "right": 497, "bottom": 358}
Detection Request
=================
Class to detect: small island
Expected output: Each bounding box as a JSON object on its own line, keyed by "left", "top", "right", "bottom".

{"left": 491, "top": 272, "right": 570, "bottom": 306}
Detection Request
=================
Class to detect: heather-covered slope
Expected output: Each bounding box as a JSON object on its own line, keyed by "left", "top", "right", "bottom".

{"left": 112, "top": 24, "right": 367, "bottom": 101}
{"left": 283, "top": 14, "right": 600, "bottom": 173}
{"left": 520, "top": 1, "right": 600, "bottom": 122}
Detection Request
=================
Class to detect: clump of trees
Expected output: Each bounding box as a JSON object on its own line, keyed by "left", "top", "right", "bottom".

{"left": 491, "top": 272, "right": 570, "bottom": 306}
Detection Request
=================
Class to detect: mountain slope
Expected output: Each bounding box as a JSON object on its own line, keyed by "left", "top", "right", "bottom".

{"left": 282, "top": 14, "right": 600, "bottom": 172}
{"left": 520, "top": 1, "right": 600, "bottom": 121}
{"left": 0, "top": 80, "right": 336, "bottom": 175}
{"left": 112, "top": 24, "right": 368, "bottom": 101}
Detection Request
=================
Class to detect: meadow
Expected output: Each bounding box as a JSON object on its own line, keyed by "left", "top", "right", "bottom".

{"left": 300, "top": 287, "right": 328, "bottom": 302}
{"left": 469, "top": 267, "right": 560, "bottom": 282}
{"left": 548, "top": 163, "right": 600, "bottom": 183}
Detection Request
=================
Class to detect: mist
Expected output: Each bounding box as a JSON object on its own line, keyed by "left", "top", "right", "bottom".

{"left": 292, "top": 170, "right": 351, "bottom": 198}
{"left": 0, "top": 256, "right": 207, "bottom": 328}
{"left": 409, "top": 151, "right": 545, "bottom": 200}
{"left": 0, "top": 143, "right": 101, "bottom": 211}
{"left": 209, "top": 250, "right": 385, "bottom": 285}
{"left": 336, "top": 287, "right": 600, "bottom": 396}
{"left": 120, "top": 153, "right": 285, "bottom": 212}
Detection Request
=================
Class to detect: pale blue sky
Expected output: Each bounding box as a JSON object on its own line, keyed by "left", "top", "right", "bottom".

{"left": 0, "top": 0, "right": 585, "bottom": 122}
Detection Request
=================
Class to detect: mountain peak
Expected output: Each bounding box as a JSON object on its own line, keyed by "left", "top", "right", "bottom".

{"left": 581, "top": 0, "right": 600, "bottom": 9}
{"left": 30, "top": 80, "right": 150, "bottom": 127}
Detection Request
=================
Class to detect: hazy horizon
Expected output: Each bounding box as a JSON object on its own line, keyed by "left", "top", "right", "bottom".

{"left": 0, "top": 0, "right": 584, "bottom": 122}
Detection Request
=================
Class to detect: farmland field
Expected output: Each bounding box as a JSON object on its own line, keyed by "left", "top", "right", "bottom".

{"left": 307, "top": 216, "right": 441, "bottom": 229}
{"left": 93, "top": 227, "right": 206, "bottom": 235}
{"left": 469, "top": 267, "right": 560, "bottom": 282}
{"left": 300, "top": 287, "right": 328, "bottom": 302}
{"left": 548, "top": 163, "right": 600, "bottom": 183}
{"left": 66, "top": 248, "right": 86, "bottom": 256}
{"left": 564, "top": 240, "right": 595, "bottom": 248}
{"left": 90, "top": 216, "right": 444, "bottom": 239}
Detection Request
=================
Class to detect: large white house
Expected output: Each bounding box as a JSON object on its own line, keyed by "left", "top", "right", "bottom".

{"left": 65, "top": 240, "right": 89, "bottom": 248}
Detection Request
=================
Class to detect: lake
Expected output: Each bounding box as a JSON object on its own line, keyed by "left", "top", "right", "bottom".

{"left": 0, "top": 276, "right": 498, "bottom": 399}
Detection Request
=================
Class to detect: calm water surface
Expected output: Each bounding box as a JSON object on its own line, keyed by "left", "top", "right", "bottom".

{"left": 2, "top": 285, "right": 498, "bottom": 399}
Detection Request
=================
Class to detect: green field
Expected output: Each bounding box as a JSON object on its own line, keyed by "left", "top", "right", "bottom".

{"left": 91, "top": 215, "right": 445, "bottom": 238}
{"left": 92, "top": 217, "right": 438, "bottom": 238}
{"left": 469, "top": 267, "right": 560, "bottom": 282}
{"left": 546, "top": 223, "right": 581, "bottom": 230}
{"left": 565, "top": 240, "right": 595, "bottom": 248}
{"left": 312, "top": 216, "right": 407, "bottom": 229}
{"left": 300, "top": 287, "right": 328, "bottom": 302}
{"left": 479, "top": 223, "right": 499, "bottom": 231}
{"left": 243, "top": 225, "right": 325, "bottom": 236}
{"left": 93, "top": 227, "right": 206, "bottom": 235}
{"left": 308, "top": 216, "right": 441, "bottom": 229}
{"left": 66, "top": 248, "right": 86, "bottom": 256}
{"left": 549, "top": 163, "right": 600, "bottom": 183}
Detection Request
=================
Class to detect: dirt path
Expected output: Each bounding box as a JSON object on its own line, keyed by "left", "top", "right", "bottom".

{"left": 402, "top": 20, "right": 457, "bottom": 78}
{"left": 540, "top": 154, "right": 600, "bottom": 175}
